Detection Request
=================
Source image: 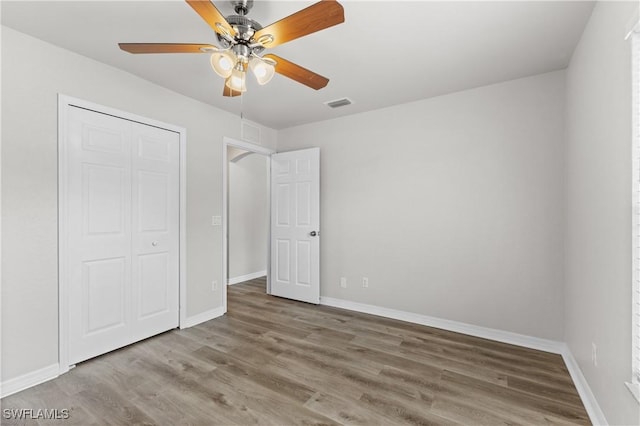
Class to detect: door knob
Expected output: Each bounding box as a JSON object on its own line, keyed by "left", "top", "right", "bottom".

{"left": 309, "top": 231, "right": 318, "bottom": 237}
{"left": 152, "top": 241, "right": 159, "bottom": 246}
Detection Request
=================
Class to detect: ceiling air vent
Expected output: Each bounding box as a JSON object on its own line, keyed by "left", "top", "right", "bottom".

{"left": 324, "top": 98, "right": 353, "bottom": 109}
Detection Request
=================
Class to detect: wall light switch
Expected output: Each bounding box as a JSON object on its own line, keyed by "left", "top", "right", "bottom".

{"left": 340, "top": 277, "right": 347, "bottom": 288}
{"left": 212, "top": 216, "right": 222, "bottom": 226}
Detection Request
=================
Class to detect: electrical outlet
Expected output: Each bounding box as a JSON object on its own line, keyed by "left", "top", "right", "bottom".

{"left": 362, "top": 277, "right": 369, "bottom": 288}
{"left": 592, "top": 342, "right": 598, "bottom": 367}
{"left": 340, "top": 277, "right": 347, "bottom": 288}
{"left": 212, "top": 280, "right": 218, "bottom": 291}
{"left": 212, "top": 216, "right": 222, "bottom": 226}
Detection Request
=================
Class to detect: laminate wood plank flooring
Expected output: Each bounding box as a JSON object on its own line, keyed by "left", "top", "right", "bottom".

{"left": 1, "top": 278, "right": 590, "bottom": 425}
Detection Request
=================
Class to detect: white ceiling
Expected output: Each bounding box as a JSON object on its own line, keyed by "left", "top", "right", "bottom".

{"left": 1, "top": 1, "right": 594, "bottom": 129}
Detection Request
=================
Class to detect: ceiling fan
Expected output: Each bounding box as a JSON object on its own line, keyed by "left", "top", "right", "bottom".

{"left": 119, "top": 0, "right": 345, "bottom": 97}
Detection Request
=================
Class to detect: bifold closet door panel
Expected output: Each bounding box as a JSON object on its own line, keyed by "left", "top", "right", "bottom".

{"left": 65, "top": 106, "right": 179, "bottom": 365}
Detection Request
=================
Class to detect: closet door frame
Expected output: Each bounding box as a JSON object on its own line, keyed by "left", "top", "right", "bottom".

{"left": 57, "top": 94, "right": 187, "bottom": 374}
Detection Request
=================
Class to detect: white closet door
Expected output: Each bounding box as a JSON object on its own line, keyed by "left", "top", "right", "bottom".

{"left": 131, "top": 123, "right": 180, "bottom": 341}
{"left": 66, "top": 107, "right": 179, "bottom": 364}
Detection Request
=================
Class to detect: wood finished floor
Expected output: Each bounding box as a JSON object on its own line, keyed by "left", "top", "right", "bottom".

{"left": 2, "top": 278, "right": 590, "bottom": 425}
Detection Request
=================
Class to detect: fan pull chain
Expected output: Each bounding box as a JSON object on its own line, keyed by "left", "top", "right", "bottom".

{"left": 239, "top": 90, "right": 245, "bottom": 135}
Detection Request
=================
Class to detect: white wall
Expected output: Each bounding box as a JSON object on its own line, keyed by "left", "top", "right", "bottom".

{"left": 565, "top": 2, "right": 640, "bottom": 424}
{"left": 228, "top": 151, "right": 268, "bottom": 279}
{"left": 278, "top": 71, "right": 566, "bottom": 341}
{"left": 0, "top": 27, "right": 276, "bottom": 383}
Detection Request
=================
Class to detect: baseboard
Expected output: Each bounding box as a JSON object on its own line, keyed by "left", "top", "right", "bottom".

{"left": 320, "top": 296, "right": 606, "bottom": 425}
{"left": 0, "top": 363, "right": 59, "bottom": 399}
{"left": 228, "top": 270, "right": 267, "bottom": 285}
{"left": 181, "top": 306, "right": 225, "bottom": 329}
{"left": 0, "top": 299, "right": 605, "bottom": 426}
{"left": 560, "top": 344, "right": 608, "bottom": 425}
{"left": 1, "top": 308, "right": 226, "bottom": 397}
{"left": 320, "top": 297, "right": 564, "bottom": 354}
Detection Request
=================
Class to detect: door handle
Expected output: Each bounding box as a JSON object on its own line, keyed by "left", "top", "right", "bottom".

{"left": 152, "top": 241, "right": 159, "bottom": 247}
{"left": 309, "top": 231, "right": 319, "bottom": 237}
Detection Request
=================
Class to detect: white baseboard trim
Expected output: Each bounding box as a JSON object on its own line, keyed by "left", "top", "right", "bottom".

{"left": 228, "top": 270, "right": 267, "bottom": 285}
{"left": 1, "top": 307, "right": 226, "bottom": 398}
{"left": 320, "top": 296, "right": 606, "bottom": 426}
{"left": 560, "top": 344, "right": 608, "bottom": 425}
{"left": 320, "top": 297, "right": 564, "bottom": 354}
{"left": 0, "top": 363, "right": 59, "bottom": 399}
{"left": 0, "top": 298, "right": 606, "bottom": 426}
{"left": 181, "top": 306, "right": 225, "bottom": 329}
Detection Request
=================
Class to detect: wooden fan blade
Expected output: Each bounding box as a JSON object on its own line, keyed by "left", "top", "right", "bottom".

{"left": 119, "top": 43, "right": 217, "bottom": 54}
{"left": 223, "top": 79, "right": 242, "bottom": 97}
{"left": 186, "top": 0, "right": 236, "bottom": 37}
{"left": 263, "top": 54, "right": 329, "bottom": 90}
{"left": 253, "top": 0, "right": 344, "bottom": 48}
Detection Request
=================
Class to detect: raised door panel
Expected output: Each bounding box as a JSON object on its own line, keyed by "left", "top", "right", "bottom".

{"left": 296, "top": 182, "right": 311, "bottom": 227}
{"left": 276, "top": 184, "right": 291, "bottom": 227}
{"left": 138, "top": 135, "right": 171, "bottom": 161}
{"left": 83, "top": 257, "right": 127, "bottom": 335}
{"left": 83, "top": 164, "right": 126, "bottom": 236}
{"left": 276, "top": 239, "right": 291, "bottom": 284}
{"left": 275, "top": 157, "right": 291, "bottom": 177}
{"left": 296, "top": 241, "right": 311, "bottom": 287}
{"left": 137, "top": 171, "right": 169, "bottom": 233}
{"left": 82, "top": 126, "right": 126, "bottom": 154}
{"left": 296, "top": 158, "right": 311, "bottom": 176}
{"left": 138, "top": 253, "right": 170, "bottom": 318}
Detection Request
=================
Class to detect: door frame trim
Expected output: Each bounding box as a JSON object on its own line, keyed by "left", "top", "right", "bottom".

{"left": 57, "top": 94, "right": 187, "bottom": 374}
{"left": 222, "top": 137, "right": 274, "bottom": 312}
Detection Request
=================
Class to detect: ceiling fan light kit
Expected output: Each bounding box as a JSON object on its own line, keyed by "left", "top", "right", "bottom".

{"left": 249, "top": 56, "right": 276, "bottom": 85}
{"left": 226, "top": 65, "right": 247, "bottom": 92}
{"left": 210, "top": 50, "right": 235, "bottom": 78}
{"left": 119, "top": 0, "right": 345, "bottom": 97}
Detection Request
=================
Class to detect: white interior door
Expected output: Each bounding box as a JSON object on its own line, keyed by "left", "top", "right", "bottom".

{"left": 270, "top": 148, "right": 320, "bottom": 304}
{"left": 66, "top": 106, "right": 179, "bottom": 364}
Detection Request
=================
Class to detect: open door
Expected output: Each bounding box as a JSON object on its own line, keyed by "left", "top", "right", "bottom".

{"left": 270, "top": 148, "right": 320, "bottom": 304}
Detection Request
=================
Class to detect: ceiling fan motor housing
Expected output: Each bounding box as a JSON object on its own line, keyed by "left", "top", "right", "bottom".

{"left": 217, "top": 13, "right": 264, "bottom": 54}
